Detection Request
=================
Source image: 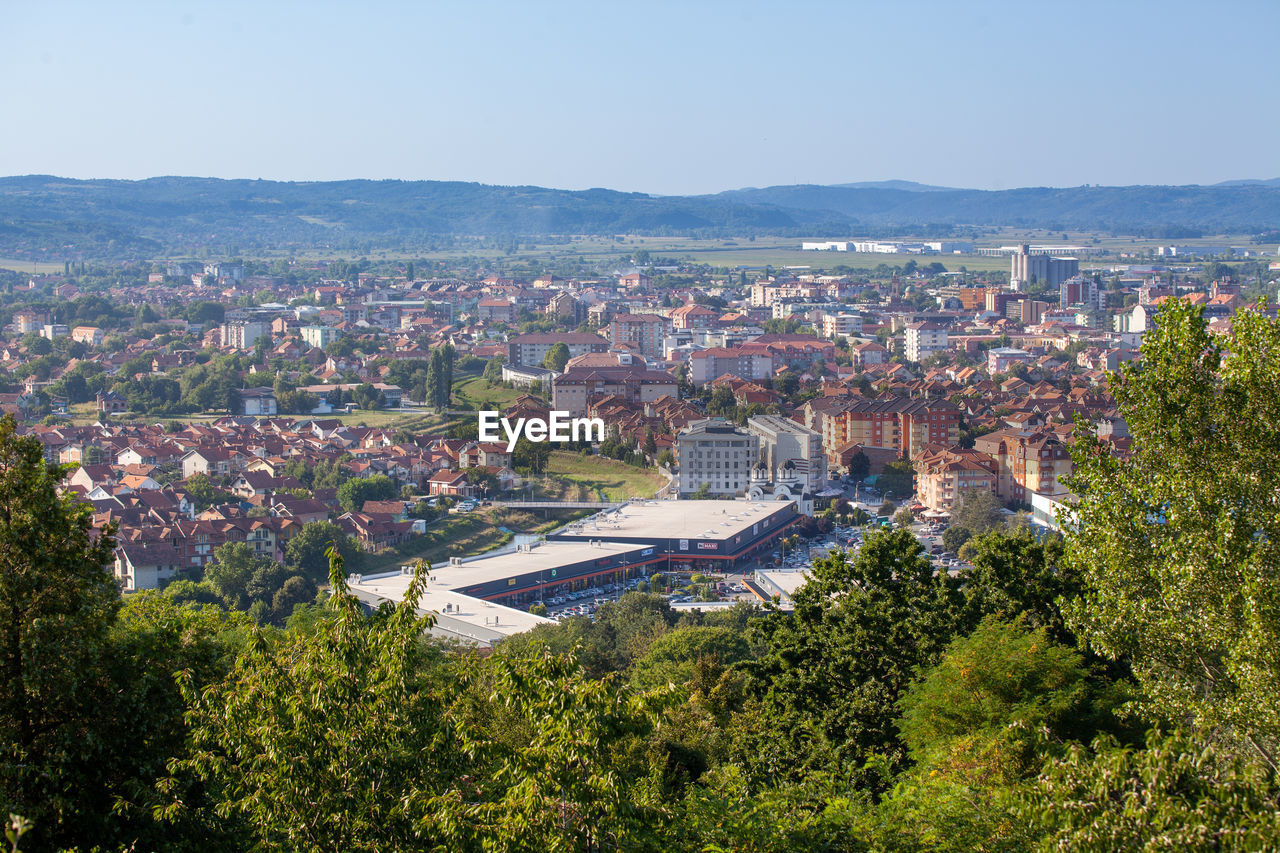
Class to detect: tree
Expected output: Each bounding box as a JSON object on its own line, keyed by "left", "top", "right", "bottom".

{"left": 284, "top": 521, "right": 363, "bottom": 582}
{"left": 541, "top": 341, "right": 570, "bottom": 372}
{"left": 941, "top": 525, "right": 972, "bottom": 553}
{"left": 949, "top": 488, "right": 1004, "bottom": 535}
{"left": 1024, "top": 728, "right": 1280, "bottom": 850}
{"left": 878, "top": 459, "right": 916, "bottom": 500}
{"left": 205, "top": 542, "right": 275, "bottom": 610}
{"left": 482, "top": 354, "right": 506, "bottom": 385}
{"left": 739, "top": 528, "right": 965, "bottom": 784}
{"left": 165, "top": 555, "right": 461, "bottom": 851}
{"left": 0, "top": 415, "right": 119, "bottom": 846}
{"left": 337, "top": 474, "right": 398, "bottom": 513}
{"left": 183, "top": 472, "right": 231, "bottom": 511}
{"left": 1064, "top": 300, "right": 1280, "bottom": 768}
{"left": 893, "top": 507, "right": 915, "bottom": 529}
{"left": 847, "top": 449, "right": 870, "bottom": 482}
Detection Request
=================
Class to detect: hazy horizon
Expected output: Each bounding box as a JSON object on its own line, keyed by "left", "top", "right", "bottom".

{"left": 4, "top": 1, "right": 1276, "bottom": 195}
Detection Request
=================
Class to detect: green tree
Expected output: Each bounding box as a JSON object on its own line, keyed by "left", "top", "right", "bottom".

{"left": 183, "top": 472, "right": 231, "bottom": 511}
{"left": 1024, "top": 728, "right": 1280, "bottom": 850}
{"left": 337, "top": 474, "right": 398, "bottom": 513}
{"left": 1064, "top": 300, "right": 1280, "bottom": 767}
{"left": 877, "top": 458, "right": 915, "bottom": 501}
{"left": 205, "top": 542, "right": 276, "bottom": 610}
{"left": 284, "top": 521, "right": 363, "bottom": 582}
{"left": 164, "top": 556, "right": 460, "bottom": 851}
{"left": 942, "top": 525, "right": 972, "bottom": 553}
{"left": 0, "top": 415, "right": 119, "bottom": 846}
{"left": 950, "top": 489, "right": 1005, "bottom": 535}
{"left": 541, "top": 341, "right": 570, "bottom": 372}
{"left": 847, "top": 449, "right": 870, "bottom": 482}
{"left": 739, "top": 528, "right": 964, "bottom": 784}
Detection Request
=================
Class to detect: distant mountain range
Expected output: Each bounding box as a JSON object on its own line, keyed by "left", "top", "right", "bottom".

{"left": 2, "top": 175, "right": 1278, "bottom": 258}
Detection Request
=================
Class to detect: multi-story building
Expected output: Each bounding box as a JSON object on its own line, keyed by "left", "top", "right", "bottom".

{"left": 913, "top": 445, "right": 999, "bottom": 512}
{"left": 747, "top": 415, "right": 827, "bottom": 492}
{"left": 507, "top": 332, "right": 610, "bottom": 367}
{"left": 1059, "top": 274, "right": 1104, "bottom": 311}
{"left": 71, "top": 326, "right": 104, "bottom": 346}
{"left": 987, "top": 347, "right": 1033, "bottom": 374}
{"left": 552, "top": 365, "right": 679, "bottom": 416}
{"left": 676, "top": 418, "right": 758, "bottom": 498}
{"left": 221, "top": 320, "right": 269, "bottom": 350}
{"left": 903, "top": 322, "right": 948, "bottom": 363}
{"left": 972, "top": 428, "right": 1072, "bottom": 502}
{"left": 476, "top": 298, "right": 515, "bottom": 323}
{"left": 822, "top": 313, "right": 864, "bottom": 339}
{"left": 820, "top": 397, "right": 961, "bottom": 466}
{"left": 670, "top": 303, "right": 720, "bottom": 330}
{"left": 301, "top": 325, "right": 341, "bottom": 349}
{"left": 688, "top": 347, "right": 775, "bottom": 385}
{"left": 851, "top": 341, "right": 889, "bottom": 367}
{"left": 609, "top": 313, "right": 669, "bottom": 358}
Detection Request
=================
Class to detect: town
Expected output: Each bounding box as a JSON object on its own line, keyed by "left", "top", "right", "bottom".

{"left": 0, "top": 237, "right": 1273, "bottom": 641}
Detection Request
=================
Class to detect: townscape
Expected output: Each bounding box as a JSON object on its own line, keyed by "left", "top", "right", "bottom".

{"left": 5, "top": 2, "right": 1280, "bottom": 850}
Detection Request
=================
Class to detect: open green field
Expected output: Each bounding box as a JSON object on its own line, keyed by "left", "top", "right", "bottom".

{"left": 64, "top": 402, "right": 467, "bottom": 434}
{"left": 451, "top": 375, "right": 523, "bottom": 410}
{"left": 543, "top": 451, "right": 667, "bottom": 502}
{"left": 0, "top": 258, "right": 66, "bottom": 274}
{"left": 361, "top": 506, "right": 586, "bottom": 573}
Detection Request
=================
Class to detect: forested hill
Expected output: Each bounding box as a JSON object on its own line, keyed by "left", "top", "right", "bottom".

{"left": 708, "top": 182, "right": 1280, "bottom": 233}
{"left": 2, "top": 174, "right": 1279, "bottom": 257}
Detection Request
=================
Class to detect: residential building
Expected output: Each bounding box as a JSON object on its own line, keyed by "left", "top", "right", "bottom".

{"left": 552, "top": 365, "right": 678, "bottom": 416}
{"left": 987, "top": 347, "right": 1033, "bottom": 374}
{"left": 822, "top": 313, "right": 863, "bottom": 339}
{"left": 221, "top": 320, "right": 269, "bottom": 350}
{"left": 903, "top": 322, "right": 948, "bottom": 363}
{"left": 507, "top": 332, "right": 610, "bottom": 367}
{"left": 301, "top": 325, "right": 341, "bottom": 349}
{"left": 609, "top": 313, "right": 669, "bottom": 358}
{"left": 972, "top": 428, "right": 1072, "bottom": 502}
{"left": 820, "top": 397, "right": 961, "bottom": 466}
{"left": 913, "top": 445, "right": 998, "bottom": 512}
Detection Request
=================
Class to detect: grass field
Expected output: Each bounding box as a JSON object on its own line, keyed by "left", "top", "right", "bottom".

{"left": 361, "top": 506, "right": 587, "bottom": 573}
{"left": 451, "top": 375, "right": 523, "bottom": 410}
{"left": 64, "top": 403, "right": 468, "bottom": 434}
{"left": 0, "top": 258, "right": 65, "bottom": 274}
{"left": 543, "top": 451, "right": 667, "bottom": 502}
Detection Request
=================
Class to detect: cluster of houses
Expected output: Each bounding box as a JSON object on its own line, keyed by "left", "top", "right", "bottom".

{"left": 31, "top": 415, "right": 529, "bottom": 591}
{"left": 7, "top": 254, "right": 1274, "bottom": 589}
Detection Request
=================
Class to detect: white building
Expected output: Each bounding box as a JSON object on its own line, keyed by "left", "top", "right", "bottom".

{"left": 747, "top": 415, "right": 827, "bottom": 493}
{"left": 822, "top": 313, "right": 863, "bottom": 339}
{"left": 903, "top": 322, "right": 948, "bottom": 363}
{"left": 676, "top": 418, "right": 759, "bottom": 498}
{"left": 301, "top": 325, "right": 341, "bottom": 349}
{"left": 221, "top": 320, "right": 269, "bottom": 350}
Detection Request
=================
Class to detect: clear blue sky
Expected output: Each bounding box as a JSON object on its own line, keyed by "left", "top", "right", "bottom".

{"left": 3, "top": 0, "right": 1276, "bottom": 195}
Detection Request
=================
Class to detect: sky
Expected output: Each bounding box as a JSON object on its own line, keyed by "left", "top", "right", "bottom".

{"left": 3, "top": 0, "right": 1277, "bottom": 195}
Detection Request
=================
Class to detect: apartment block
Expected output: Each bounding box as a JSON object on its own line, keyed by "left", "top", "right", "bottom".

{"left": 913, "top": 445, "right": 998, "bottom": 512}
